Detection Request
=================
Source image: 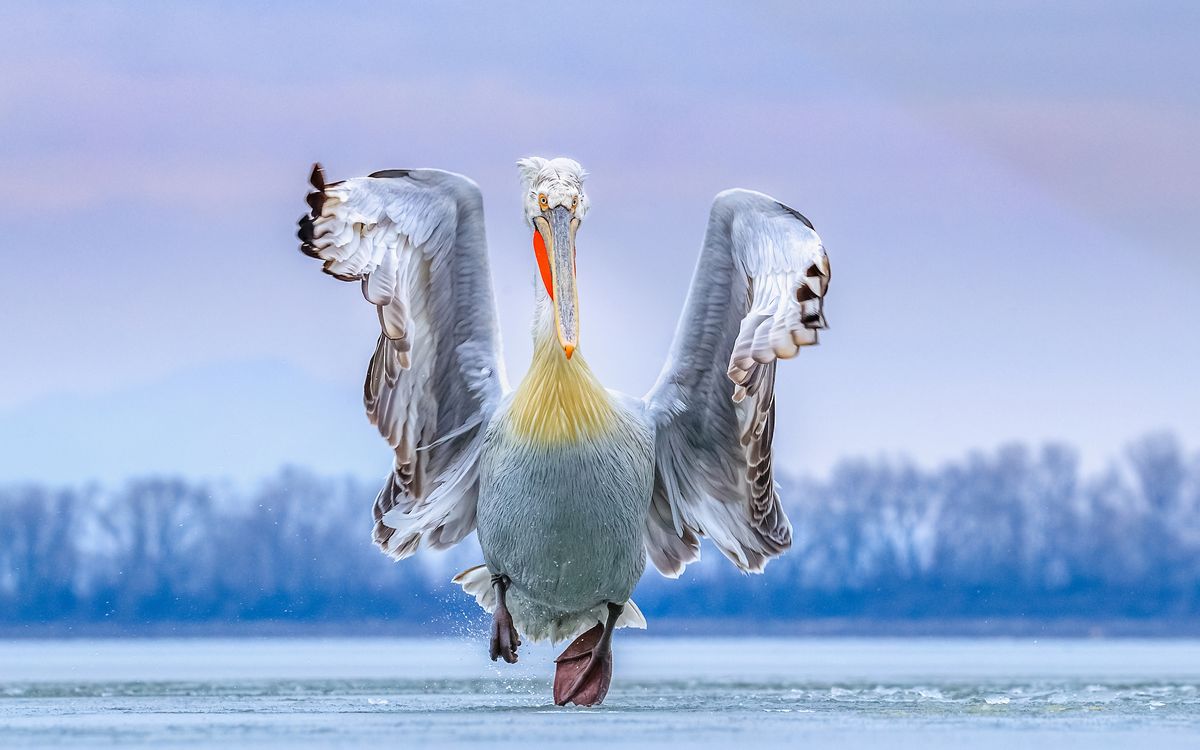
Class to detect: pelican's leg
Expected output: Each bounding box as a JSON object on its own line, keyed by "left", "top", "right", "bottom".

{"left": 489, "top": 574, "right": 520, "bottom": 663}
{"left": 553, "top": 602, "right": 621, "bottom": 706}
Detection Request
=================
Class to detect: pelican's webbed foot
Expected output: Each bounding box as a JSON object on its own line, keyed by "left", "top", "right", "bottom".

{"left": 553, "top": 602, "right": 621, "bottom": 706}
{"left": 489, "top": 574, "right": 520, "bottom": 663}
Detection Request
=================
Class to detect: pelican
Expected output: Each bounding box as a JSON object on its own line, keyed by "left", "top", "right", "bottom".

{"left": 296, "top": 157, "right": 830, "bottom": 706}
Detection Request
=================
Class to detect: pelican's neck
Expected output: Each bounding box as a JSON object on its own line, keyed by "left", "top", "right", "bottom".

{"left": 507, "top": 294, "right": 616, "bottom": 443}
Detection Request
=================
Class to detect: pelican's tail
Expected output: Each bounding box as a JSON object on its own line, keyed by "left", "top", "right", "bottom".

{"left": 452, "top": 565, "right": 646, "bottom": 643}
{"left": 452, "top": 565, "right": 499, "bottom": 612}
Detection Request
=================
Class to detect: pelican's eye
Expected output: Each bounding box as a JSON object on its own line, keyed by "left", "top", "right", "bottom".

{"left": 571, "top": 196, "right": 578, "bottom": 209}
{"left": 538, "top": 194, "right": 549, "bottom": 210}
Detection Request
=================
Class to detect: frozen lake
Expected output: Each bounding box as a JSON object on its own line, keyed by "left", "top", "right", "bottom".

{"left": 1, "top": 636, "right": 1198, "bottom": 748}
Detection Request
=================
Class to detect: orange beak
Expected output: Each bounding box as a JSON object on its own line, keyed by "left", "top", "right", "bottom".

{"left": 533, "top": 206, "right": 580, "bottom": 359}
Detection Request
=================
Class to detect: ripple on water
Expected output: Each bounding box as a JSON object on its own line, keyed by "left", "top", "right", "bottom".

{"left": 3, "top": 678, "right": 1200, "bottom": 720}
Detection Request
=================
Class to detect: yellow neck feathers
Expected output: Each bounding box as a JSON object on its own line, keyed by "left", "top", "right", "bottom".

{"left": 508, "top": 336, "right": 617, "bottom": 443}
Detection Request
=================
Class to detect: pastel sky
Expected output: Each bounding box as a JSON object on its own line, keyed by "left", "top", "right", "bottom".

{"left": 1, "top": 1, "right": 1197, "bottom": 484}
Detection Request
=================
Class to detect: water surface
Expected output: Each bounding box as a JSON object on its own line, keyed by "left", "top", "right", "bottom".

{"left": 1, "top": 637, "right": 1198, "bottom": 748}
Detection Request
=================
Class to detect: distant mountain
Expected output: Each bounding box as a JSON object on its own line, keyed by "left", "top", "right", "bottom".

{"left": 0, "top": 360, "right": 390, "bottom": 485}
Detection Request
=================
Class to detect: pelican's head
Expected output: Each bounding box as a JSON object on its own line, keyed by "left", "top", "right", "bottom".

{"left": 518, "top": 156, "right": 588, "bottom": 359}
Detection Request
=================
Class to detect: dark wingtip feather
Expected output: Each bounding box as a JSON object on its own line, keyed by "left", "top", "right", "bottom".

{"left": 305, "top": 190, "right": 325, "bottom": 216}
{"left": 297, "top": 215, "right": 321, "bottom": 258}
{"left": 299, "top": 164, "right": 327, "bottom": 258}
{"left": 368, "top": 168, "right": 412, "bottom": 179}
{"left": 777, "top": 201, "right": 815, "bottom": 231}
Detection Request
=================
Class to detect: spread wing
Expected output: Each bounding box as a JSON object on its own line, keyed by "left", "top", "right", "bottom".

{"left": 643, "top": 189, "right": 831, "bottom": 576}
{"left": 297, "top": 164, "right": 507, "bottom": 559}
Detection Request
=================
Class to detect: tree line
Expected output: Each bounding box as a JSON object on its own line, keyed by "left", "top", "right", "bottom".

{"left": 1, "top": 433, "right": 1197, "bottom": 629}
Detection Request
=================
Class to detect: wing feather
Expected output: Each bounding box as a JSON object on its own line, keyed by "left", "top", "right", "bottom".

{"left": 644, "top": 189, "right": 830, "bottom": 575}
{"left": 298, "top": 163, "right": 507, "bottom": 560}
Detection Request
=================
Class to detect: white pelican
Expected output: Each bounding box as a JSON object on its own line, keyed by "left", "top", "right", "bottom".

{"left": 296, "top": 157, "right": 830, "bottom": 705}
